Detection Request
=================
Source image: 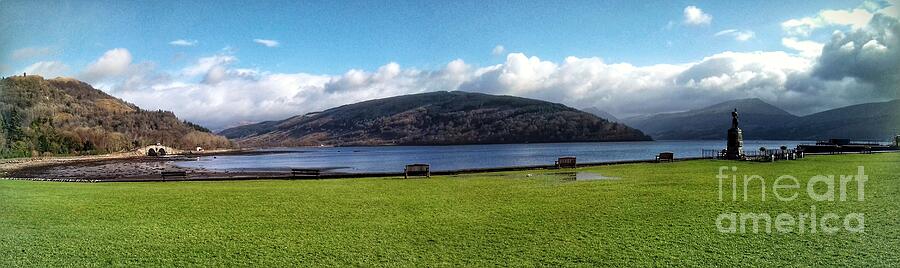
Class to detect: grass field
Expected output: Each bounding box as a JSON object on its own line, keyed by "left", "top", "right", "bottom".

{"left": 1, "top": 153, "right": 898, "bottom": 266}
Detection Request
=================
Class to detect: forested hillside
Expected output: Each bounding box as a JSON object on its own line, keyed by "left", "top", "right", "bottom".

{"left": 0, "top": 75, "right": 231, "bottom": 158}
{"left": 221, "top": 91, "right": 650, "bottom": 146}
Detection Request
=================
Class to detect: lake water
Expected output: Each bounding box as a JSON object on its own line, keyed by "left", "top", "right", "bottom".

{"left": 175, "top": 140, "right": 810, "bottom": 173}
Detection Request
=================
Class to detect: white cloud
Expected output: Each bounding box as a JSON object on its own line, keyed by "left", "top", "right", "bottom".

{"left": 182, "top": 54, "right": 237, "bottom": 77}
{"left": 10, "top": 47, "right": 58, "bottom": 61}
{"left": 253, "top": 39, "right": 280, "bottom": 47}
{"left": 840, "top": 41, "right": 856, "bottom": 52}
{"left": 715, "top": 29, "right": 755, "bottom": 41}
{"left": 861, "top": 39, "right": 888, "bottom": 53}
{"left": 459, "top": 51, "right": 828, "bottom": 116}
{"left": 479, "top": 53, "right": 559, "bottom": 93}
{"left": 96, "top": 53, "right": 473, "bottom": 129}
{"left": 492, "top": 45, "right": 506, "bottom": 55}
{"left": 81, "top": 48, "right": 133, "bottom": 82}
{"left": 683, "top": 6, "right": 712, "bottom": 25}
{"left": 820, "top": 8, "right": 875, "bottom": 28}
{"left": 169, "top": 39, "right": 198, "bottom": 46}
{"left": 781, "top": 3, "right": 886, "bottom": 36}
{"left": 781, "top": 17, "right": 819, "bottom": 36}
{"left": 64, "top": 3, "right": 899, "bottom": 130}
{"left": 782, "top": 38, "right": 824, "bottom": 58}
{"left": 21, "top": 61, "right": 70, "bottom": 78}
{"left": 79, "top": 48, "right": 888, "bottom": 130}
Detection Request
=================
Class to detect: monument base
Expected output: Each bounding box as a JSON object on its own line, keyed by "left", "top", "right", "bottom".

{"left": 725, "top": 127, "right": 744, "bottom": 160}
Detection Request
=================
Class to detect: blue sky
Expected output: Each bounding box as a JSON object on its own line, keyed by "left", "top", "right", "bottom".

{"left": 2, "top": 0, "right": 863, "bottom": 73}
{"left": 2, "top": 0, "right": 898, "bottom": 130}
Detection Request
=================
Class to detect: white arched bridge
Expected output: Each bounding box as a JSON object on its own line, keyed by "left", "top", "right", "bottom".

{"left": 136, "top": 145, "right": 183, "bottom": 156}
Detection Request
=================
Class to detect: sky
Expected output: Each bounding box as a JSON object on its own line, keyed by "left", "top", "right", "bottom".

{"left": 2, "top": 0, "right": 898, "bottom": 130}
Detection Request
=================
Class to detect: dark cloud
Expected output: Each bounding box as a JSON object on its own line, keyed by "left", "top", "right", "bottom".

{"left": 813, "top": 14, "right": 900, "bottom": 98}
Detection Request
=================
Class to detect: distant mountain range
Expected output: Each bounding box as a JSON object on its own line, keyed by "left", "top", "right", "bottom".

{"left": 622, "top": 98, "right": 798, "bottom": 140}
{"left": 777, "top": 99, "right": 900, "bottom": 140}
{"left": 622, "top": 98, "right": 899, "bottom": 141}
{"left": 220, "top": 91, "right": 651, "bottom": 146}
{"left": 0, "top": 76, "right": 231, "bottom": 158}
{"left": 581, "top": 107, "right": 619, "bottom": 122}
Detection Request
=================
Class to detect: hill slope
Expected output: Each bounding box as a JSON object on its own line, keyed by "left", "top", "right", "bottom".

{"left": 780, "top": 99, "right": 900, "bottom": 140}
{"left": 623, "top": 98, "right": 899, "bottom": 141}
{"left": 221, "top": 91, "right": 651, "bottom": 146}
{"left": 581, "top": 107, "right": 620, "bottom": 122}
{"left": 0, "top": 75, "right": 231, "bottom": 157}
{"left": 622, "top": 98, "right": 799, "bottom": 140}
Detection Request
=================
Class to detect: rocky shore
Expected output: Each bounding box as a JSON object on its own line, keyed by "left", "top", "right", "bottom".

{"left": 0, "top": 149, "right": 264, "bottom": 182}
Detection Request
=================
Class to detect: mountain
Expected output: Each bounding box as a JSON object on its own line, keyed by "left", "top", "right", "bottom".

{"left": 581, "top": 107, "right": 619, "bottom": 122}
{"left": 221, "top": 91, "right": 651, "bottom": 146}
{"left": 623, "top": 98, "right": 900, "bottom": 141}
{"left": 622, "top": 98, "right": 799, "bottom": 140}
{"left": 779, "top": 99, "right": 900, "bottom": 140}
{"left": 0, "top": 75, "right": 231, "bottom": 158}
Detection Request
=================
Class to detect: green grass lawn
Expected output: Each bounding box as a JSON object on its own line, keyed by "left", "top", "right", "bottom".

{"left": 2, "top": 153, "right": 899, "bottom": 266}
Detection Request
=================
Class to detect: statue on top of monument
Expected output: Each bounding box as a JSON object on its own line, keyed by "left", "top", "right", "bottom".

{"left": 731, "top": 109, "right": 739, "bottom": 129}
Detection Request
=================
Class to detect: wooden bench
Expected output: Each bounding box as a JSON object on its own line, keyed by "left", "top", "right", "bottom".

{"left": 556, "top": 157, "right": 577, "bottom": 169}
{"left": 160, "top": 171, "right": 187, "bottom": 180}
{"left": 291, "top": 168, "right": 321, "bottom": 179}
{"left": 404, "top": 164, "right": 431, "bottom": 179}
{"left": 656, "top": 152, "right": 675, "bottom": 162}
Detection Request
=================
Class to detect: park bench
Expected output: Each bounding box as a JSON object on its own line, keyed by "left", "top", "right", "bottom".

{"left": 291, "top": 168, "right": 321, "bottom": 179}
{"left": 556, "top": 157, "right": 577, "bottom": 169}
{"left": 404, "top": 164, "right": 431, "bottom": 179}
{"left": 656, "top": 152, "right": 675, "bottom": 163}
{"left": 160, "top": 171, "right": 187, "bottom": 180}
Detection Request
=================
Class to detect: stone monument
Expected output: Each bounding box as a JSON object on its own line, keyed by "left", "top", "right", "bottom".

{"left": 725, "top": 109, "right": 744, "bottom": 160}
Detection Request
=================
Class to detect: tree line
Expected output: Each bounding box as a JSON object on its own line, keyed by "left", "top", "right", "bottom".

{"left": 0, "top": 76, "right": 231, "bottom": 158}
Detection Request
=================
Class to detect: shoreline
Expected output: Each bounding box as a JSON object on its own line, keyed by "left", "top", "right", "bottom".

{"left": 238, "top": 139, "right": 662, "bottom": 148}
{"left": 2, "top": 146, "right": 895, "bottom": 183}
{"left": 0, "top": 148, "right": 255, "bottom": 177}
{"left": 1, "top": 156, "right": 713, "bottom": 183}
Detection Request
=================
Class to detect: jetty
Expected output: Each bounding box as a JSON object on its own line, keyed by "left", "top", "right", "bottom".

{"left": 798, "top": 138, "right": 899, "bottom": 154}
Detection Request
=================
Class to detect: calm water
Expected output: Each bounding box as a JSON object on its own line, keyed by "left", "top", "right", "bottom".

{"left": 175, "top": 140, "right": 810, "bottom": 173}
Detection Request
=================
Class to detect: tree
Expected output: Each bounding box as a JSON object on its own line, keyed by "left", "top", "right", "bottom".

{"left": 0, "top": 129, "right": 6, "bottom": 152}
{"left": 0, "top": 111, "right": 6, "bottom": 150}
